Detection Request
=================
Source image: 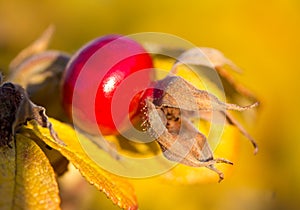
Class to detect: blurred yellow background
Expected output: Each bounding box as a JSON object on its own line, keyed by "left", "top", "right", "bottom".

{"left": 1, "top": 0, "right": 299, "bottom": 209}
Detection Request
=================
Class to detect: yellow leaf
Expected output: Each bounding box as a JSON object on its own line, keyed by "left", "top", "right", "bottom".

{"left": 0, "top": 135, "right": 61, "bottom": 210}
{"left": 23, "top": 118, "right": 138, "bottom": 210}
{"left": 0, "top": 140, "right": 16, "bottom": 209}
{"left": 33, "top": 137, "right": 69, "bottom": 176}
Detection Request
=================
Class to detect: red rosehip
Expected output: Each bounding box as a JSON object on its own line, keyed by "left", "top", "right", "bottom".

{"left": 61, "top": 35, "right": 154, "bottom": 135}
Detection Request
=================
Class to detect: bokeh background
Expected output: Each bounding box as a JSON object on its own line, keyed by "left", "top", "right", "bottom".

{"left": 1, "top": 0, "right": 299, "bottom": 209}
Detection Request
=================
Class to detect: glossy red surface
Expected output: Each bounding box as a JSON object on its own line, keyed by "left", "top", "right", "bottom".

{"left": 61, "top": 35, "right": 153, "bottom": 135}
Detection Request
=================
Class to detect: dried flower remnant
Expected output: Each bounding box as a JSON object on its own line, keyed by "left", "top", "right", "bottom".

{"left": 0, "top": 79, "right": 23, "bottom": 147}
{"left": 144, "top": 75, "right": 258, "bottom": 182}
{"left": 0, "top": 74, "right": 64, "bottom": 147}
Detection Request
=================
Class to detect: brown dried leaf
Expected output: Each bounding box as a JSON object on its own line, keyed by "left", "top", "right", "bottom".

{"left": 225, "top": 112, "right": 258, "bottom": 154}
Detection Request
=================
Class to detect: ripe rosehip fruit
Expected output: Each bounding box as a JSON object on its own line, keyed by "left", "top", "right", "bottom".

{"left": 61, "top": 35, "right": 153, "bottom": 135}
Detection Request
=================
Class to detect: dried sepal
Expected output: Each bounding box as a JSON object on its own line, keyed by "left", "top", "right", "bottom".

{"left": 172, "top": 47, "right": 242, "bottom": 72}
{"left": 6, "top": 26, "right": 70, "bottom": 121}
{"left": 0, "top": 77, "right": 64, "bottom": 147}
{"left": 145, "top": 99, "right": 232, "bottom": 182}
{"left": 153, "top": 76, "right": 258, "bottom": 153}
{"left": 9, "top": 25, "right": 55, "bottom": 71}
{"left": 154, "top": 75, "right": 258, "bottom": 112}
{"left": 214, "top": 65, "right": 258, "bottom": 101}
{"left": 7, "top": 50, "right": 70, "bottom": 121}
{"left": 171, "top": 47, "right": 258, "bottom": 102}
{"left": 225, "top": 112, "right": 258, "bottom": 154}
{"left": 8, "top": 51, "right": 70, "bottom": 89}
{"left": 145, "top": 71, "right": 258, "bottom": 181}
